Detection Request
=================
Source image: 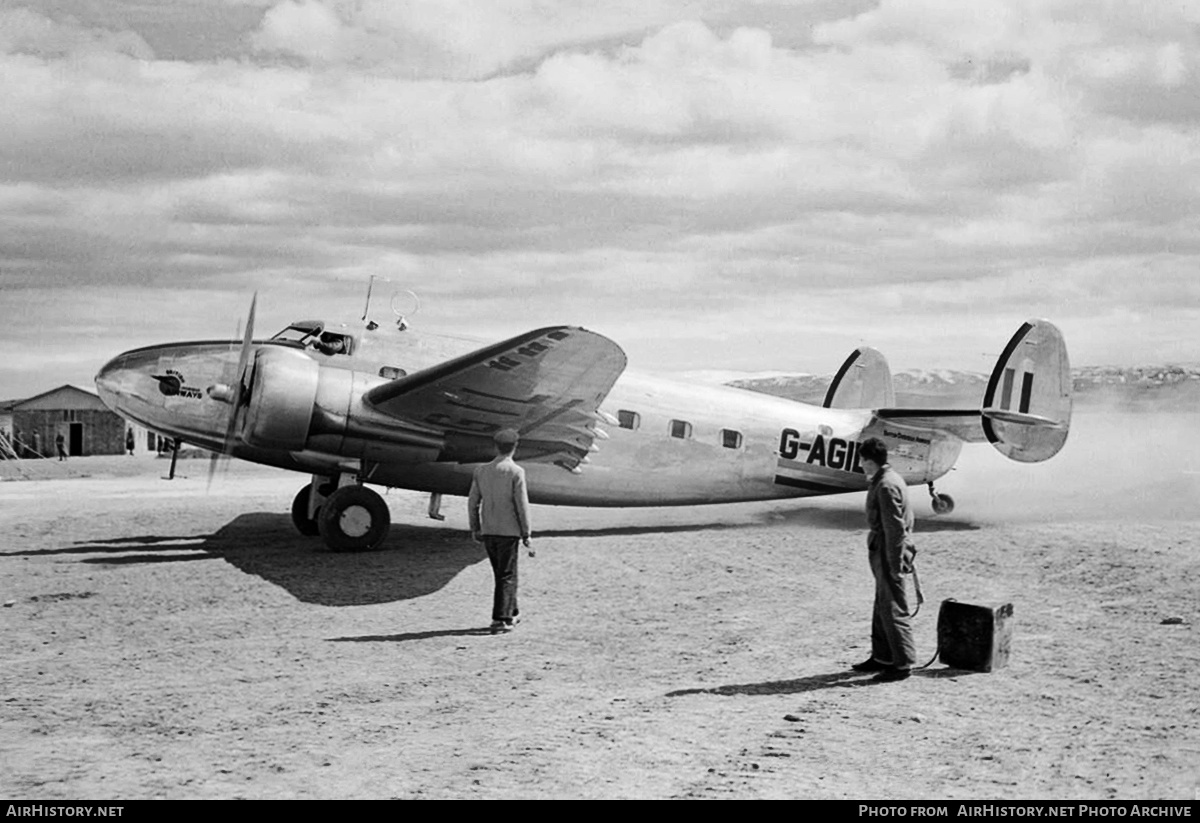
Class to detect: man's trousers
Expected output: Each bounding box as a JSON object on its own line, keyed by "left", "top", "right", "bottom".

{"left": 484, "top": 536, "right": 520, "bottom": 623}
{"left": 869, "top": 547, "right": 917, "bottom": 669}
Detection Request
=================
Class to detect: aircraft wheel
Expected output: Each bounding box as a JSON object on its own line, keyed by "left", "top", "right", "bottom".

{"left": 931, "top": 493, "right": 955, "bottom": 516}
{"left": 290, "top": 484, "right": 321, "bottom": 536}
{"left": 318, "top": 485, "right": 391, "bottom": 552}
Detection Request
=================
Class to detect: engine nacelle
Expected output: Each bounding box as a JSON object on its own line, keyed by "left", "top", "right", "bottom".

{"left": 241, "top": 347, "right": 319, "bottom": 450}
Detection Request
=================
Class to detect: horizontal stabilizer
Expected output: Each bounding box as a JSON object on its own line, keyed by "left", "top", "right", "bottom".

{"left": 982, "top": 408, "right": 1066, "bottom": 428}
{"left": 824, "top": 347, "right": 895, "bottom": 409}
{"left": 873, "top": 408, "right": 985, "bottom": 442}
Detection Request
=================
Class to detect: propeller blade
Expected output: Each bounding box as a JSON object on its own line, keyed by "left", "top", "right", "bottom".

{"left": 208, "top": 292, "right": 258, "bottom": 490}
{"left": 231, "top": 292, "right": 257, "bottom": 417}
{"left": 206, "top": 443, "right": 222, "bottom": 490}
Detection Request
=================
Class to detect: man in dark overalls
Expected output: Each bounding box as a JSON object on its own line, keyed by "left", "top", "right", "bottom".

{"left": 852, "top": 437, "right": 917, "bottom": 682}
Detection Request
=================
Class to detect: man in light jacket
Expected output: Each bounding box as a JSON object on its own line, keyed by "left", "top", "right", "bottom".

{"left": 468, "top": 428, "right": 533, "bottom": 634}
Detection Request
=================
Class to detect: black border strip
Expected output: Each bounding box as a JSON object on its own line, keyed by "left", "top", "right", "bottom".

{"left": 981, "top": 321, "right": 1033, "bottom": 445}
{"left": 773, "top": 475, "right": 856, "bottom": 494}
{"left": 823, "top": 348, "right": 862, "bottom": 408}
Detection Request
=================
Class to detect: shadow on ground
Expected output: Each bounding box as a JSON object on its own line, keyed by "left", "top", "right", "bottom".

{"left": 666, "top": 666, "right": 979, "bottom": 698}
{"left": 327, "top": 628, "right": 495, "bottom": 642}
{"left": 8, "top": 513, "right": 486, "bottom": 607}
{"left": 8, "top": 505, "right": 980, "bottom": 606}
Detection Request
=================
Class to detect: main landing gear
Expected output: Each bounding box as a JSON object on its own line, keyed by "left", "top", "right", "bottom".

{"left": 290, "top": 475, "right": 391, "bottom": 551}
{"left": 927, "top": 482, "right": 955, "bottom": 516}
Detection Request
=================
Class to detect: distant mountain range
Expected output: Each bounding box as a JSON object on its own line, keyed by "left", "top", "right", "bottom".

{"left": 727, "top": 364, "right": 1200, "bottom": 410}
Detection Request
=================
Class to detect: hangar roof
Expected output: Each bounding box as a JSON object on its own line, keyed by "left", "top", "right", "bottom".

{"left": 12, "top": 385, "right": 108, "bottom": 412}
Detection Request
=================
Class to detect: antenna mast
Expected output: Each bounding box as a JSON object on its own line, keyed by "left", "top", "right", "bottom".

{"left": 362, "top": 275, "right": 376, "bottom": 323}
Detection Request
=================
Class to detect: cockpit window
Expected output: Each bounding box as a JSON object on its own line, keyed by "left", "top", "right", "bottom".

{"left": 271, "top": 321, "right": 352, "bottom": 356}
{"left": 271, "top": 321, "right": 323, "bottom": 345}
{"left": 314, "top": 331, "right": 352, "bottom": 356}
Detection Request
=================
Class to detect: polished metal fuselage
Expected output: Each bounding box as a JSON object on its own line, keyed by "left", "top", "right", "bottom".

{"left": 95, "top": 322, "right": 959, "bottom": 506}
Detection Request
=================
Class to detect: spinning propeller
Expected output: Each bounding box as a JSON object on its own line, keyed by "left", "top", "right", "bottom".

{"left": 206, "top": 292, "right": 257, "bottom": 489}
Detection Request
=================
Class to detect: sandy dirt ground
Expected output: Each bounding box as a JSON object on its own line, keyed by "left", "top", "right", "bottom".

{"left": 1, "top": 411, "right": 1196, "bottom": 800}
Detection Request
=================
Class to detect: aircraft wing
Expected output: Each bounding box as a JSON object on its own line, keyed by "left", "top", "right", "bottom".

{"left": 870, "top": 409, "right": 987, "bottom": 443}
{"left": 363, "top": 326, "right": 627, "bottom": 470}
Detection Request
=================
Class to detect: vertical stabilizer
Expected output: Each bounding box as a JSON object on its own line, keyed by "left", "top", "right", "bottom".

{"left": 824, "top": 346, "right": 895, "bottom": 409}
{"left": 981, "top": 320, "right": 1072, "bottom": 462}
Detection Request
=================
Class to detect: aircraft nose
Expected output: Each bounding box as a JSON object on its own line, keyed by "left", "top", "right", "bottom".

{"left": 94, "top": 349, "right": 155, "bottom": 413}
{"left": 94, "top": 342, "right": 239, "bottom": 453}
{"left": 96, "top": 353, "right": 127, "bottom": 413}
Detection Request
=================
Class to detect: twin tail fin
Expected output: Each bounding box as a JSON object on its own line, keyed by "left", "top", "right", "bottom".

{"left": 979, "top": 319, "right": 1072, "bottom": 463}
{"left": 831, "top": 320, "right": 1072, "bottom": 464}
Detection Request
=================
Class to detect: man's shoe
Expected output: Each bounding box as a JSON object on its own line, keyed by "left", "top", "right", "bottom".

{"left": 489, "top": 620, "right": 507, "bottom": 634}
{"left": 872, "top": 667, "right": 912, "bottom": 683}
{"left": 851, "top": 657, "right": 891, "bottom": 673}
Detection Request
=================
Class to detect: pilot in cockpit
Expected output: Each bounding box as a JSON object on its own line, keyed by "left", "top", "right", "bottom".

{"left": 314, "top": 332, "right": 348, "bottom": 356}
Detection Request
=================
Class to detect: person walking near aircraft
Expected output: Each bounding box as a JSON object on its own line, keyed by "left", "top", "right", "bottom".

{"left": 55, "top": 432, "right": 67, "bottom": 461}
{"left": 852, "top": 437, "right": 917, "bottom": 682}
{"left": 468, "top": 429, "right": 533, "bottom": 634}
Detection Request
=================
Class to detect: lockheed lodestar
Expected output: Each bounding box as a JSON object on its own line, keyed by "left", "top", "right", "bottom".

{"left": 94, "top": 293, "right": 1073, "bottom": 552}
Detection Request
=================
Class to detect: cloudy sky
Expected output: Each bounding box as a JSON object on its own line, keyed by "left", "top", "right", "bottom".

{"left": 2, "top": 0, "right": 1198, "bottom": 399}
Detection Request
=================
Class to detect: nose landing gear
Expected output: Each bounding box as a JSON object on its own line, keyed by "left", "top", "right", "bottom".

{"left": 927, "top": 482, "right": 955, "bottom": 516}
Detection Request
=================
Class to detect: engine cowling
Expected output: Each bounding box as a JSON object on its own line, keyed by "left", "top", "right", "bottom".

{"left": 241, "top": 347, "right": 319, "bottom": 450}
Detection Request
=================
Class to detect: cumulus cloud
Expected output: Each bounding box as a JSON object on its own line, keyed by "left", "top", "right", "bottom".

{"left": 0, "top": 6, "right": 155, "bottom": 59}
{"left": 248, "top": 0, "right": 706, "bottom": 79}
{"left": 0, "top": 1, "right": 1198, "bottom": 396}
{"left": 252, "top": 0, "right": 344, "bottom": 63}
{"left": 818, "top": 0, "right": 1200, "bottom": 126}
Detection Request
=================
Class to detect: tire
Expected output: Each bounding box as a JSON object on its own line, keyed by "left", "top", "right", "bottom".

{"left": 317, "top": 485, "right": 391, "bottom": 552}
{"left": 931, "top": 493, "right": 955, "bottom": 516}
{"left": 291, "top": 484, "right": 321, "bottom": 536}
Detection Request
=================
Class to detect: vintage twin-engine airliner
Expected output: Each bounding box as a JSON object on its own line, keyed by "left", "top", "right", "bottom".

{"left": 94, "top": 297, "right": 1072, "bottom": 552}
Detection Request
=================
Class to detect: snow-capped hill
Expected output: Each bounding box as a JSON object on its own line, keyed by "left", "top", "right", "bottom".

{"left": 895, "top": 369, "right": 985, "bottom": 387}
{"left": 729, "top": 364, "right": 1200, "bottom": 410}
{"left": 677, "top": 369, "right": 815, "bottom": 387}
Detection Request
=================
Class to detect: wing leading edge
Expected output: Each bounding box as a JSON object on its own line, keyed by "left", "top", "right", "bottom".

{"left": 364, "top": 326, "right": 628, "bottom": 470}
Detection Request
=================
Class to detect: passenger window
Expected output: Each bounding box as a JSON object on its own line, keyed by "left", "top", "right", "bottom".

{"left": 617, "top": 410, "right": 640, "bottom": 430}
{"left": 669, "top": 420, "right": 692, "bottom": 439}
{"left": 379, "top": 366, "right": 407, "bottom": 380}
{"left": 721, "top": 429, "right": 743, "bottom": 449}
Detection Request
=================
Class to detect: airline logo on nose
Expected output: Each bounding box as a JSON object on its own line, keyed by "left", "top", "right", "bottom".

{"left": 152, "top": 369, "right": 203, "bottom": 399}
